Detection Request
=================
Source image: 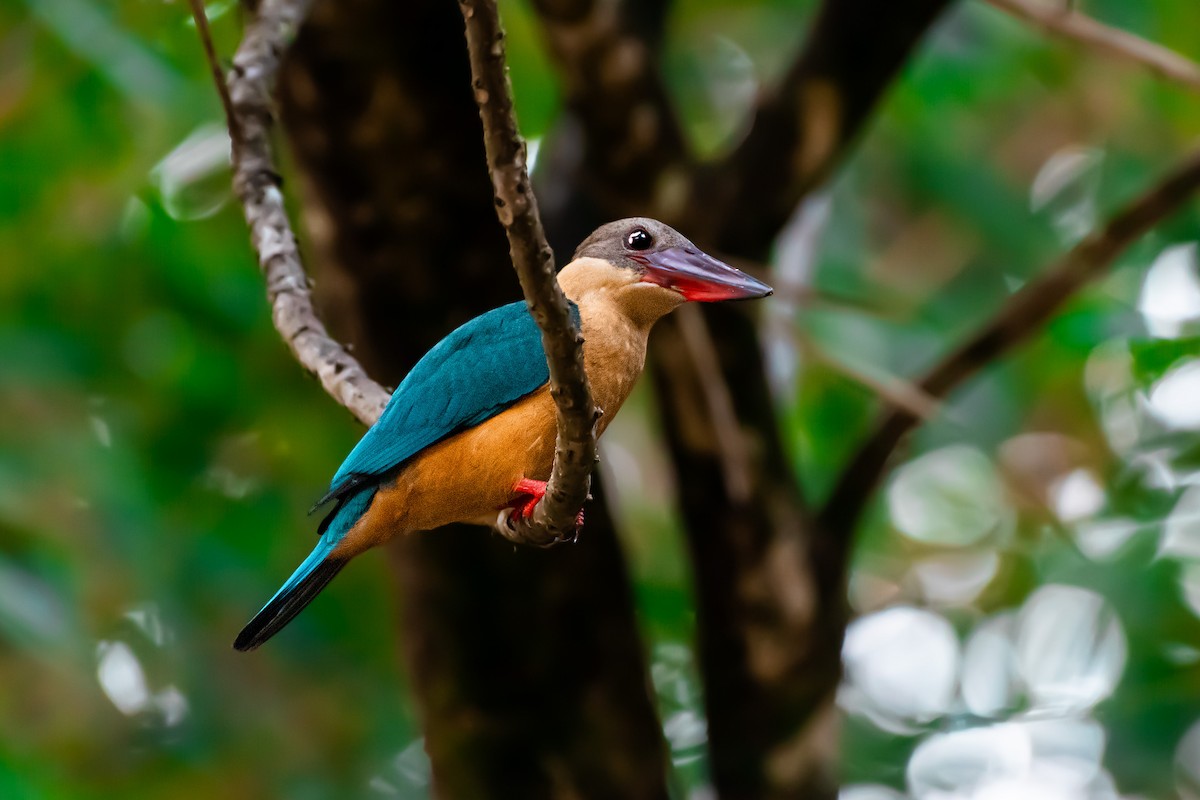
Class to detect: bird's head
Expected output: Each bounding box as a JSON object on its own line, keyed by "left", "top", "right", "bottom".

{"left": 560, "top": 218, "right": 772, "bottom": 324}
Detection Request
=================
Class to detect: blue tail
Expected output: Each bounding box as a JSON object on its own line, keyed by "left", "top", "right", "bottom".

{"left": 233, "top": 489, "right": 375, "bottom": 651}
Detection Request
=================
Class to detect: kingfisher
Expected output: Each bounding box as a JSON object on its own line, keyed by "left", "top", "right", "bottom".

{"left": 234, "top": 218, "right": 771, "bottom": 650}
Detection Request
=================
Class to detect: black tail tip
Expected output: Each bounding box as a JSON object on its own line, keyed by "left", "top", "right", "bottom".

{"left": 232, "top": 629, "right": 263, "bottom": 652}
{"left": 232, "top": 558, "right": 347, "bottom": 652}
{"left": 233, "top": 614, "right": 277, "bottom": 652}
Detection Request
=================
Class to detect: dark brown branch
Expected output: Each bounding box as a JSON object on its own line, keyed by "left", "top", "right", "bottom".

{"left": 985, "top": 0, "right": 1200, "bottom": 93}
{"left": 217, "top": 0, "right": 389, "bottom": 427}
{"left": 459, "top": 0, "right": 598, "bottom": 546}
{"left": 648, "top": 313, "right": 833, "bottom": 799}
{"left": 820, "top": 145, "right": 1200, "bottom": 538}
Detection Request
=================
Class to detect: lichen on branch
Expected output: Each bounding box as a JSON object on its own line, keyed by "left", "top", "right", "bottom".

{"left": 190, "top": 0, "right": 390, "bottom": 427}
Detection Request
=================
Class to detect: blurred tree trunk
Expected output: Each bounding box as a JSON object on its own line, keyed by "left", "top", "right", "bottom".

{"left": 275, "top": 1, "right": 668, "bottom": 798}
{"left": 659, "top": 5, "right": 956, "bottom": 796}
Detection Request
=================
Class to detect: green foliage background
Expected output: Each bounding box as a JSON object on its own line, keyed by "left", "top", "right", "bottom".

{"left": 1, "top": 0, "right": 1199, "bottom": 797}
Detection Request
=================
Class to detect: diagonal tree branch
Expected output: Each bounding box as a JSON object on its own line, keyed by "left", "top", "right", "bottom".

{"left": 198, "top": 0, "right": 391, "bottom": 426}
{"left": 819, "top": 145, "right": 1200, "bottom": 540}
{"left": 985, "top": 0, "right": 1200, "bottom": 93}
{"left": 459, "top": 0, "right": 599, "bottom": 547}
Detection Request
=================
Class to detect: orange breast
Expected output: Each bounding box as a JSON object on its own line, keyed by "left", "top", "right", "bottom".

{"left": 332, "top": 386, "right": 558, "bottom": 556}
{"left": 333, "top": 289, "right": 653, "bottom": 557}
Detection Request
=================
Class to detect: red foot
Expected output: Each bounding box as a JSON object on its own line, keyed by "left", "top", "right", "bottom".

{"left": 508, "top": 477, "right": 585, "bottom": 529}
{"left": 510, "top": 477, "right": 546, "bottom": 521}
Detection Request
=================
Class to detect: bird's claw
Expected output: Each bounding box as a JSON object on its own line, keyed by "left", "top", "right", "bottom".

{"left": 501, "top": 477, "right": 584, "bottom": 546}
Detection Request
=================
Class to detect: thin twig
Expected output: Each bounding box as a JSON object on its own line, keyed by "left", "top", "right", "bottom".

{"left": 459, "top": 0, "right": 598, "bottom": 546}
{"left": 185, "top": 0, "right": 243, "bottom": 144}
{"left": 985, "top": 0, "right": 1200, "bottom": 93}
{"left": 222, "top": 0, "right": 390, "bottom": 426}
{"left": 819, "top": 144, "right": 1200, "bottom": 537}
{"left": 801, "top": 337, "right": 943, "bottom": 421}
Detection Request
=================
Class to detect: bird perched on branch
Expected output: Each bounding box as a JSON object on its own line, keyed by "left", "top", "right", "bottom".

{"left": 234, "top": 218, "right": 771, "bottom": 650}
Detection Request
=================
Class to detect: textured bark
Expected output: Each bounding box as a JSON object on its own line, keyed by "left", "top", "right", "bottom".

{"left": 276, "top": 0, "right": 668, "bottom": 797}
{"left": 460, "top": 0, "right": 597, "bottom": 546}
{"left": 220, "top": 0, "right": 390, "bottom": 427}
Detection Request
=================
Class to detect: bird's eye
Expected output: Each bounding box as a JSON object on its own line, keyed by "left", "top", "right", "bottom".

{"left": 625, "top": 229, "right": 653, "bottom": 251}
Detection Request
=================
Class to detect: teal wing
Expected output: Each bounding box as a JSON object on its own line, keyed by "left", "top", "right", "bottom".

{"left": 320, "top": 300, "right": 578, "bottom": 512}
